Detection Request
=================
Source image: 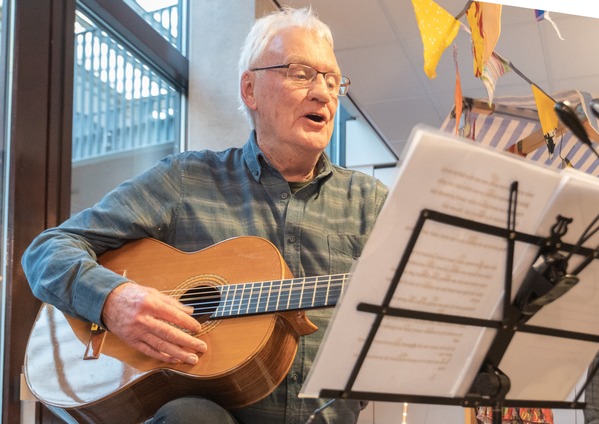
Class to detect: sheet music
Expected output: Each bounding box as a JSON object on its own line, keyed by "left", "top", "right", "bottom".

{"left": 301, "top": 125, "right": 599, "bottom": 402}
{"left": 502, "top": 168, "right": 599, "bottom": 400}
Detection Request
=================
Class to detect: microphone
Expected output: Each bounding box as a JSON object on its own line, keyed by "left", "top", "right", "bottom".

{"left": 590, "top": 98, "right": 599, "bottom": 119}
{"left": 514, "top": 252, "right": 579, "bottom": 316}
{"left": 554, "top": 101, "right": 599, "bottom": 160}
{"left": 513, "top": 215, "right": 580, "bottom": 317}
{"left": 554, "top": 102, "right": 591, "bottom": 145}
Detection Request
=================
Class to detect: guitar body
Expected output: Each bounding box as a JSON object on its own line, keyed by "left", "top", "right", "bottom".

{"left": 24, "top": 236, "right": 318, "bottom": 423}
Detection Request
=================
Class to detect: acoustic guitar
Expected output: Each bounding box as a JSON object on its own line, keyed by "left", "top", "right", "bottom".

{"left": 24, "top": 236, "right": 349, "bottom": 424}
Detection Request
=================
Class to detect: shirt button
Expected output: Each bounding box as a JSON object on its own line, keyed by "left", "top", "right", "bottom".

{"left": 288, "top": 235, "right": 296, "bottom": 243}
{"left": 281, "top": 192, "right": 289, "bottom": 199}
{"left": 291, "top": 373, "right": 298, "bottom": 381}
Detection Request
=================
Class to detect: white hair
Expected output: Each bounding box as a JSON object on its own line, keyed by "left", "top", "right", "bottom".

{"left": 238, "top": 7, "right": 335, "bottom": 128}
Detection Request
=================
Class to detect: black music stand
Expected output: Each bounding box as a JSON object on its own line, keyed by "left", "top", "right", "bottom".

{"left": 305, "top": 182, "right": 599, "bottom": 423}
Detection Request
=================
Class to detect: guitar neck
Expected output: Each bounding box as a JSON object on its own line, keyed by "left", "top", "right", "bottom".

{"left": 210, "top": 273, "right": 350, "bottom": 319}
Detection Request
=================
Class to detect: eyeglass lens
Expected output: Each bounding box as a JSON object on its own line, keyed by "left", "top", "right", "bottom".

{"left": 287, "top": 64, "right": 347, "bottom": 95}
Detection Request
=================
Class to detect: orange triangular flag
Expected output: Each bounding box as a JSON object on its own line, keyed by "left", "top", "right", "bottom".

{"left": 453, "top": 45, "right": 463, "bottom": 135}
{"left": 411, "top": 0, "right": 460, "bottom": 79}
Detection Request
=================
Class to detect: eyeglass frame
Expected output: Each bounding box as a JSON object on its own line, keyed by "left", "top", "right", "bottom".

{"left": 250, "top": 63, "right": 350, "bottom": 96}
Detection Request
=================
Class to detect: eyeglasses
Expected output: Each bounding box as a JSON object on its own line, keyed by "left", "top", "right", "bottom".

{"left": 250, "top": 63, "right": 350, "bottom": 96}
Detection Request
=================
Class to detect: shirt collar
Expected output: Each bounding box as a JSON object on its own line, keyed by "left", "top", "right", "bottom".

{"left": 243, "top": 130, "right": 333, "bottom": 184}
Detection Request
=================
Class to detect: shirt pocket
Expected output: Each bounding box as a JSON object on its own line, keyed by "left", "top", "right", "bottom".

{"left": 327, "top": 234, "right": 369, "bottom": 275}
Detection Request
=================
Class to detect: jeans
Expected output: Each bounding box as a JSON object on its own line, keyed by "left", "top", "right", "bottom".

{"left": 148, "top": 397, "right": 239, "bottom": 424}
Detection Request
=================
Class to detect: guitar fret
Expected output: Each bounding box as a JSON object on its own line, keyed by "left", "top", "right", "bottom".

{"left": 229, "top": 284, "right": 236, "bottom": 317}
{"left": 292, "top": 278, "right": 303, "bottom": 310}
{"left": 239, "top": 283, "right": 247, "bottom": 316}
{"left": 214, "top": 286, "right": 224, "bottom": 318}
{"left": 284, "top": 280, "right": 291, "bottom": 310}
{"left": 300, "top": 276, "right": 315, "bottom": 309}
{"left": 298, "top": 278, "right": 305, "bottom": 309}
{"left": 257, "top": 281, "right": 269, "bottom": 313}
{"left": 220, "top": 286, "right": 230, "bottom": 316}
{"left": 266, "top": 281, "right": 273, "bottom": 312}
{"left": 314, "top": 276, "right": 328, "bottom": 308}
{"left": 256, "top": 281, "right": 263, "bottom": 313}
{"left": 275, "top": 279, "right": 282, "bottom": 311}
{"left": 328, "top": 275, "right": 342, "bottom": 305}
{"left": 248, "top": 283, "right": 256, "bottom": 314}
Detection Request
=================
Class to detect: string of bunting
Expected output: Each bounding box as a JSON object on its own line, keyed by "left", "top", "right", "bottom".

{"left": 411, "top": 0, "right": 565, "bottom": 155}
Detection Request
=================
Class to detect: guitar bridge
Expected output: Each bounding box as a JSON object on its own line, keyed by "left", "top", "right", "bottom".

{"left": 84, "top": 323, "right": 107, "bottom": 360}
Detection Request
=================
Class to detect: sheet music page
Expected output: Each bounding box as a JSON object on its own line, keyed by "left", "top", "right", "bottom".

{"left": 301, "top": 126, "right": 564, "bottom": 400}
{"left": 501, "top": 168, "right": 599, "bottom": 401}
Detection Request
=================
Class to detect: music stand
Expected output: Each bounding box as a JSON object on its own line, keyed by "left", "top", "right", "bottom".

{"left": 300, "top": 126, "right": 599, "bottom": 422}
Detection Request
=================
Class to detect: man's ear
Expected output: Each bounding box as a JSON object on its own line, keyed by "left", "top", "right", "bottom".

{"left": 240, "top": 71, "right": 257, "bottom": 111}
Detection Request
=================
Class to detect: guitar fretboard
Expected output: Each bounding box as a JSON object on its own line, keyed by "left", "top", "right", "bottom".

{"left": 213, "top": 274, "right": 349, "bottom": 318}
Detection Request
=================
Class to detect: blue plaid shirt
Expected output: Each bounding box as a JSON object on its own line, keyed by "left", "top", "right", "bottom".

{"left": 22, "top": 131, "right": 388, "bottom": 423}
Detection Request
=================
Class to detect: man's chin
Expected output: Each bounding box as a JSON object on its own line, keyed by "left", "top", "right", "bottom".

{"left": 299, "top": 135, "right": 330, "bottom": 153}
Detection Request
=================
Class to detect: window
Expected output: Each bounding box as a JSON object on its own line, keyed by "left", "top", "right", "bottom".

{"left": 123, "top": 0, "right": 184, "bottom": 51}
{"left": 71, "top": 1, "right": 187, "bottom": 213}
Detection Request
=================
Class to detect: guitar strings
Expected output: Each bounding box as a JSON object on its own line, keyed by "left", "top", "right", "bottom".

{"left": 178, "top": 276, "right": 349, "bottom": 316}
{"left": 157, "top": 274, "right": 350, "bottom": 317}
{"left": 158, "top": 273, "right": 349, "bottom": 299}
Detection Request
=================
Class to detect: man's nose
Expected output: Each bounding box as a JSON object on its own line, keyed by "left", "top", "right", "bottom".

{"left": 308, "top": 74, "right": 333, "bottom": 100}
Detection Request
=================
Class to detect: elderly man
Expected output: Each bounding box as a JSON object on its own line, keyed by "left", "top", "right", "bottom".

{"left": 22, "top": 6, "right": 387, "bottom": 423}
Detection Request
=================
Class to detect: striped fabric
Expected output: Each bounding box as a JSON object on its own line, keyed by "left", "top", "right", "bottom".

{"left": 442, "top": 90, "right": 599, "bottom": 176}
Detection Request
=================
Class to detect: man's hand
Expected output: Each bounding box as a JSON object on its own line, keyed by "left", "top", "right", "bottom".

{"left": 101, "top": 282, "right": 207, "bottom": 365}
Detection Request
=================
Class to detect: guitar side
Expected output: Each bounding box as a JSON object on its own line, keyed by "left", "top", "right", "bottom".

{"left": 24, "top": 236, "right": 317, "bottom": 423}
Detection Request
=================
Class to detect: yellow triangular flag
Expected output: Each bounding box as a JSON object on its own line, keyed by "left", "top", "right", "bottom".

{"left": 411, "top": 0, "right": 460, "bottom": 79}
{"left": 531, "top": 84, "right": 558, "bottom": 136}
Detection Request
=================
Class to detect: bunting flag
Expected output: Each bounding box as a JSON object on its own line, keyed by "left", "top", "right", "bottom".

{"left": 531, "top": 84, "right": 559, "bottom": 155}
{"left": 481, "top": 3, "right": 502, "bottom": 64}
{"left": 453, "top": 45, "right": 463, "bottom": 135}
{"left": 466, "top": 2, "right": 485, "bottom": 77}
{"left": 411, "top": 0, "right": 460, "bottom": 79}
{"left": 535, "top": 10, "right": 564, "bottom": 40}
{"left": 480, "top": 52, "right": 511, "bottom": 105}
{"left": 466, "top": 2, "right": 502, "bottom": 78}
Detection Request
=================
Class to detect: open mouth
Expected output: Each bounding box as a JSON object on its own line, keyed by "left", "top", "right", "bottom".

{"left": 305, "top": 113, "right": 325, "bottom": 123}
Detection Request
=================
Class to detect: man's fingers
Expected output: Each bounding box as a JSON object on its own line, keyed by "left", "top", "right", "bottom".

{"left": 141, "top": 331, "right": 203, "bottom": 365}
{"left": 133, "top": 340, "right": 181, "bottom": 364}
{"left": 153, "top": 317, "right": 207, "bottom": 352}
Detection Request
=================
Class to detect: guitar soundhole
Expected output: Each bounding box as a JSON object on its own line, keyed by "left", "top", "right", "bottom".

{"left": 179, "top": 284, "right": 221, "bottom": 324}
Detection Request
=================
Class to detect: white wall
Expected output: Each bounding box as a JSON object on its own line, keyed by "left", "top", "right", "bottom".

{"left": 187, "top": 1, "right": 254, "bottom": 151}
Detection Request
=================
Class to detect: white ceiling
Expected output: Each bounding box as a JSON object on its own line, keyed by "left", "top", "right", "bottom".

{"left": 279, "top": 0, "right": 599, "bottom": 156}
